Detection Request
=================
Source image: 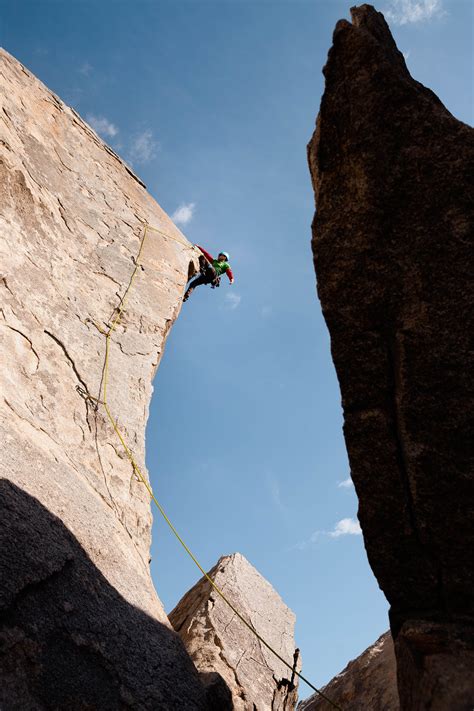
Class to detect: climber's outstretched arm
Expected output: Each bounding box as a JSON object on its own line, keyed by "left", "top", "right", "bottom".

{"left": 195, "top": 245, "right": 214, "bottom": 263}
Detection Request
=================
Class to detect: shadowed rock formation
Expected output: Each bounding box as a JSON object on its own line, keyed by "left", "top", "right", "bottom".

{"left": 298, "top": 632, "right": 399, "bottom": 711}
{"left": 170, "top": 553, "right": 300, "bottom": 711}
{"left": 0, "top": 480, "right": 208, "bottom": 709}
{"left": 307, "top": 5, "right": 474, "bottom": 709}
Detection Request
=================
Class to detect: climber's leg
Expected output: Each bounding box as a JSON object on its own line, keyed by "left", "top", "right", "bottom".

{"left": 183, "top": 274, "right": 208, "bottom": 302}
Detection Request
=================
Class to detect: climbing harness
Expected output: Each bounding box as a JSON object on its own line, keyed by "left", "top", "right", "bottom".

{"left": 197, "top": 253, "right": 220, "bottom": 289}
{"left": 82, "top": 221, "right": 343, "bottom": 711}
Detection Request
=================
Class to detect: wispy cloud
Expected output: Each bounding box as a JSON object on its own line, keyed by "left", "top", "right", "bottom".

{"left": 127, "top": 130, "right": 157, "bottom": 165}
{"left": 86, "top": 114, "right": 118, "bottom": 139}
{"left": 329, "top": 518, "right": 362, "bottom": 538}
{"left": 290, "top": 516, "right": 362, "bottom": 550}
{"left": 225, "top": 292, "right": 241, "bottom": 310}
{"left": 172, "top": 202, "right": 196, "bottom": 226}
{"left": 268, "top": 475, "right": 285, "bottom": 514}
{"left": 385, "top": 0, "right": 446, "bottom": 25}
{"left": 290, "top": 531, "right": 321, "bottom": 551}
{"left": 338, "top": 477, "right": 354, "bottom": 489}
{"left": 261, "top": 305, "right": 272, "bottom": 318}
{"left": 79, "top": 62, "right": 93, "bottom": 76}
{"left": 403, "top": 50, "right": 411, "bottom": 61}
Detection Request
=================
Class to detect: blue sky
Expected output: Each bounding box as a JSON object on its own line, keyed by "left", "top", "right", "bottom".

{"left": 2, "top": 0, "right": 472, "bottom": 696}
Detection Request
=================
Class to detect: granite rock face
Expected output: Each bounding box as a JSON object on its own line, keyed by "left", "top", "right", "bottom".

{"left": 0, "top": 48, "right": 207, "bottom": 708}
{"left": 170, "top": 553, "right": 300, "bottom": 711}
{"left": 298, "top": 632, "right": 399, "bottom": 711}
{"left": 307, "top": 5, "right": 474, "bottom": 709}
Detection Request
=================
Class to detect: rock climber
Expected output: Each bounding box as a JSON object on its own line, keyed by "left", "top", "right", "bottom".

{"left": 183, "top": 245, "right": 234, "bottom": 302}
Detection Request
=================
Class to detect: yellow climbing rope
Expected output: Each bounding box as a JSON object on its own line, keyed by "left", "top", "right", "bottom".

{"left": 87, "top": 222, "right": 343, "bottom": 711}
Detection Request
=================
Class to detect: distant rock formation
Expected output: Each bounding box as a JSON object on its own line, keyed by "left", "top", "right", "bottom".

{"left": 307, "top": 4, "right": 474, "bottom": 709}
{"left": 170, "top": 553, "right": 300, "bottom": 711}
{"left": 298, "top": 632, "right": 399, "bottom": 710}
{"left": 0, "top": 48, "right": 208, "bottom": 708}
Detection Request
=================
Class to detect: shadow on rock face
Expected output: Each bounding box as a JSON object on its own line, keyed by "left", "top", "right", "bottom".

{"left": 198, "top": 672, "right": 233, "bottom": 711}
{"left": 0, "top": 479, "right": 230, "bottom": 711}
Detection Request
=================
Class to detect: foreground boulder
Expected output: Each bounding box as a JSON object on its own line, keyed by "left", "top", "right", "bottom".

{"left": 170, "top": 553, "right": 300, "bottom": 711}
{"left": 0, "top": 48, "right": 209, "bottom": 708}
{"left": 307, "top": 5, "right": 474, "bottom": 709}
{"left": 298, "top": 632, "right": 399, "bottom": 711}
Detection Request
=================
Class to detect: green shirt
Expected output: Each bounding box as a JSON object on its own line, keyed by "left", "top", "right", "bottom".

{"left": 213, "top": 259, "right": 230, "bottom": 276}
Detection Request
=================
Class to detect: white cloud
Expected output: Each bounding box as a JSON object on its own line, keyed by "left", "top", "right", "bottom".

{"left": 338, "top": 477, "right": 354, "bottom": 489}
{"left": 329, "top": 517, "right": 362, "bottom": 538}
{"left": 290, "top": 517, "right": 361, "bottom": 550}
{"left": 261, "top": 305, "right": 272, "bottom": 318}
{"left": 86, "top": 114, "right": 118, "bottom": 138}
{"left": 79, "top": 62, "right": 93, "bottom": 76}
{"left": 171, "top": 202, "right": 196, "bottom": 226}
{"left": 225, "top": 292, "right": 241, "bottom": 310}
{"left": 385, "top": 0, "right": 446, "bottom": 25}
{"left": 403, "top": 50, "right": 411, "bottom": 61}
{"left": 127, "top": 130, "right": 157, "bottom": 165}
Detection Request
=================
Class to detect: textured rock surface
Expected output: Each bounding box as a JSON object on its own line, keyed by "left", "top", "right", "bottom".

{"left": 298, "top": 632, "right": 399, "bottom": 711}
{"left": 0, "top": 48, "right": 208, "bottom": 708}
{"left": 170, "top": 553, "right": 300, "bottom": 711}
{"left": 308, "top": 5, "right": 474, "bottom": 710}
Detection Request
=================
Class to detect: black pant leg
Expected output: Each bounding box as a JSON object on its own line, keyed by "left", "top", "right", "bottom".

{"left": 187, "top": 274, "right": 209, "bottom": 290}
